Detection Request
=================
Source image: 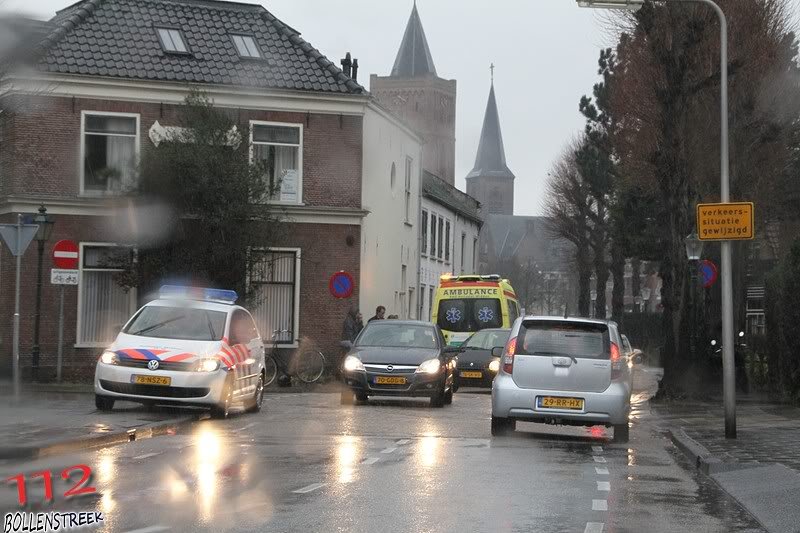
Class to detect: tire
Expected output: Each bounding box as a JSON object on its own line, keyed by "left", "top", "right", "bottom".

{"left": 430, "top": 381, "right": 446, "bottom": 408}
{"left": 491, "top": 416, "right": 515, "bottom": 436}
{"left": 95, "top": 395, "right": 114, "bottom": 411}
{"left": 296, "top": 349, "right": 326, "bottom": 383}
{"left": 246, "top": 375, "right": 264, "bottom": 413}
{"left": 444, "top": 384, "right": 454, "bottom": 405}
{"left": 263, "top": 357, "right": 278, "bottom": 387}
{"left": 613, "top": 423, "right": 629, "bottom": 443}
{"left": 211, "top": 378, "right": 234, "bottom": 419}
{"left": 340, "top": 390, "right": 355, "bottom": 405}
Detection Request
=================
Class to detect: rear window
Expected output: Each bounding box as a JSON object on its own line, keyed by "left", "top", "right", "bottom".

{"left": 437, "top": 298, "right": 502, "bottom": 332}
{"left": 516, "top": 321, "right": 609, "bottom": 360}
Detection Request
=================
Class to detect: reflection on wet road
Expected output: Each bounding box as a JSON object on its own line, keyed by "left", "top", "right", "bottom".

{"left": 0, "top": 368, "right": 762, "bottom": 532}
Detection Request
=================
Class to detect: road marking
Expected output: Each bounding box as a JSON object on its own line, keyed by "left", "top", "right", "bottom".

{"left": 362, "top": 457, "right": 380, "bottom": 465}
{"left": 584, "top": 523, "right": 604, "bottom": 533}
{"left": 592, "top": 499, "right": 608, "bottom": 511}
{"left": 396, "top": 439, "right": 411, "bottom": 445}
{"left": 592, "top": 445, "right": 604, "bottom": 453}
{"left": 122, "top": 527, "right": 170, "bottom": 533}
{"left": 595, "top": 467, "right": 609, "bottom": 475}
{"left": 381, "top": 447, "right": 397, "bottom": 454}
{"left": 132, "top": 453, "right": 161, "bottom": 460}
{"left": 233, "top": 422, "right": 257, "bottom": 432}
{"left": 597, "top": 481, "right": 610, "bottom": 491}
{"left": 593, "top": 456, "right": 607, "bottom": 463}
{"left": 292, "top": 483, "right": 326, "bottom": 494}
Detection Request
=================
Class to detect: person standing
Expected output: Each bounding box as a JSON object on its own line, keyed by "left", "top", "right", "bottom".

{"left": 342, "top": 307, "right": 363, "bottom": 344}
{"left": 369, "top": 306, "right": 386, "bottom": 323}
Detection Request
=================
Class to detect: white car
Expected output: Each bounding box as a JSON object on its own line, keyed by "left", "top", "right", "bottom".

{"left": 94, "top": 286, "right": 266, "bottom": 418}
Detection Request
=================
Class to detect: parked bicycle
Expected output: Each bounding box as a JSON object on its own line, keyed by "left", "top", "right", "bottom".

{"left": 263, "top": 329, "right": 326, "bottom": 386}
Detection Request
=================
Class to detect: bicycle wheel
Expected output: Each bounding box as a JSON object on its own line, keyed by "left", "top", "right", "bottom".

{"left": 263, "top": 356, "right": 278, "bottom": 386}
{"left": 295, "top": 349, "right": 326, "bottom": 383}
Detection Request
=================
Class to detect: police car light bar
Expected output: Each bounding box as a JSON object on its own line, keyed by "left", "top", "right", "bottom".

{"left": 159, "top": 285, "right": 238, "bottom": 304}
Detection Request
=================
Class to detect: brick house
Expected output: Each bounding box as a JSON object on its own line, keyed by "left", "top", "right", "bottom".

{"left": 0, "top": 0, "right": 420, "bottom": 381}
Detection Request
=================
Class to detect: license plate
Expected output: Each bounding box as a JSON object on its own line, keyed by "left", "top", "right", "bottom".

{"left": 460, "top": 371, "right": 483, "bottom": 379}
{"left": 539, "top": 396, "right": 584, "bottom": 410}
{"left": 375, "top": 376, "right": 406, "bottom": 385}
{"left": 132, "top": 375, "right": 171, "bottom": 386}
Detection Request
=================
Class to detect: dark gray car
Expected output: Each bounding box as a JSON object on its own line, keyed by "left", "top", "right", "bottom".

{"left": 455, "top": 328, "right": 511, "bottom": 389}
{"left": 340, "top": 320, "right": 458, "bottom": 407}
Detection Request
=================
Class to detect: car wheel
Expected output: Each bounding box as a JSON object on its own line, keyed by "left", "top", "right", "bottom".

{"left": 211, "top": 378, "right": 234, "bottom": 419}
{"left": 491, "top": 416, "right": 515, "bottom": 436}
{"left": 452, "top": 380, "right": 460, "bottom": 393}
{"left": 430, "top": 382, "right": 446, "bottom": 408}
{"left": 246, "top": 375, "right": 264, "bottom": 413}
{"left": 340, "top": 390, "right": 355, "bottom": 405}
{"left": 95, "top": 395, "right": 114, "bottom": 411}
{"left": 444, "top": 384, "right": 453, "bottom": 405}
{"left": 613, "top": 423, "right": 629, "bottom": 443}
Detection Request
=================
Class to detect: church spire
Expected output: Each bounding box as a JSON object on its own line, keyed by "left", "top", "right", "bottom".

{"left": 390, "top": 3, "right": 437, "bottom": 78}
{"left": 466, "top": 79, "right": 515, "bottom": 181}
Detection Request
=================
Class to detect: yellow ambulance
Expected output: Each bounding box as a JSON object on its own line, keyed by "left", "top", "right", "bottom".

{"left": 432, "top": 275, "right": 520, "bottom": 346}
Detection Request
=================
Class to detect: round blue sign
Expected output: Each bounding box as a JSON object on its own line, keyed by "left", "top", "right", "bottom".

{"left": 329, "top": 271, "right": 355, "bottom": 299}
{"left": 700, "top": 260, "right": 718, "bottom": 289}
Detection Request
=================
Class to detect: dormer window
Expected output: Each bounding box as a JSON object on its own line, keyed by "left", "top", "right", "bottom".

{"left": 156, "top": 27, "right": 189, "bottom": 54}
{"left": 231, "top": 34, "right": 261, "bottom": 59}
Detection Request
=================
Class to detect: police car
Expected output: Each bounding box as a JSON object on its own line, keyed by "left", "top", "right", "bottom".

{"left": 94, "top": 286, "right": 266, "bottom": 418}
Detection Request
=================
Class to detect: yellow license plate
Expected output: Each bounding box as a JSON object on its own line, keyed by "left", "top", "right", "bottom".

{"left": 133, "top": 375, "right": 171, "bottom": 386}
{"left": 540, "top": 397, "right": 584, "bottom": 410}
{"left": 460, "top": 371, "right": 483, "bottom": 379}
{"left": 375, "top": 376, "right": 406, "bottom": 385}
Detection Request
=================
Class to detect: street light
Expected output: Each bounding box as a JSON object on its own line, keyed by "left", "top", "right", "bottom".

{"left": 577, "top": 0, "right": 736, "bottom": 439}
{"left": 685, "top": 232, "right": 704, "bottom": 261}
{"left": 685, "top": 232, "right": 704, "bottom": 365}
{"left": 31, "top": 204, "right": 55, "bottom": 381}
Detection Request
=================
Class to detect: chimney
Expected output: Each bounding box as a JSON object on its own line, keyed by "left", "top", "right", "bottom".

{"left": 340, "top": 52, "right": 352, "bottom": 78}
{"left": 351, "top": 58, "right": 359, "bottom": 82}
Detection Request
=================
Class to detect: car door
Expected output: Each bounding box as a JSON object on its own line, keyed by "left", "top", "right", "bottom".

{"left": 229, "top": 309, "right": 262, "bottom": 397}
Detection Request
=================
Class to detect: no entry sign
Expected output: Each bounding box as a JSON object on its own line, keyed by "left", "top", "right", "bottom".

{"left": 52, "top": 240, "right": 79, "bottom": 269}
{"left": 329, "top": 271, "right": 354, "bottom": 299}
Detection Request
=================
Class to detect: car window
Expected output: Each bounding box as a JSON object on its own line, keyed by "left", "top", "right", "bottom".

{"left": 231, "top": 309, "right": 259, "bottom": 345}
{"left": 508, "top": 301, "right": 519, "bottom": 325}
{"left": 356, "top": 323, "right": 438, "bottom": 349}
{"left": 438, "top": 298, "right": 502, "bottom": 332}
{"left": 517, "top": 321, "right": 610, "bottom": 360}
{"left": 622, "top": 335, "right": 633, "bottom": 354}
{"left": 124, "top": 306, "right": 227, "bottom": 341}
{"left": 465, "top": 329, "right": 510, "bottom": 349}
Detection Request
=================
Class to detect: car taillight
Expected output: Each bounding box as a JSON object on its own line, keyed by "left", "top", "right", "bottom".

{"left": 610, "top": 342, "right": 622, "bottom": 380}
{"left": 502, "top": 337, "right": 517, "bottom": 374}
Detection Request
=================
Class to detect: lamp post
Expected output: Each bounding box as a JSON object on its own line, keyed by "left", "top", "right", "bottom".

{"left": 31, "top": 205, "right": 55, "bottom": 381}
{"left": 641, "top": 287, "right": 652, "bottom": 313}
{"left": 685, "top": 233, "right": 704, "bottom": 364}
{"left": 576, "top": 0, "right": 736, "bottom": 438}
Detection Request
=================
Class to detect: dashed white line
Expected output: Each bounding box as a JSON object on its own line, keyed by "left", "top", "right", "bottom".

{"left": 132, "top": 453, "right": 161, "bottom": 460}
{"left": 381, "top": 447, "right": 397, "bottom": 454}
{"left": 597, "top": 481, "right": 610, "bottom": 491}
{"left": 592, "top": 499, "right": 608, "bottom": 511}
{"left": 292, "top": 483, "right": 326, "bottom": 494}
{"left": 395, "top": 439, "right": 411, "bottom": 445}
{"left": 593, "top": 456, "right": 607, "bottom": 463}
{"left": 595, "top": 467, "right": 609, "bottom": 475}
{"left": 584, "top": 523, "right": 604, "bottom": 533}
{"left": 122, "top": 527, "right": 170, "bottom": 533}
{"left": 592, "top": 445, "right": 604, "bottom": 453}
{"left": 362, "top": 457, "right": 380, "bottom": 465}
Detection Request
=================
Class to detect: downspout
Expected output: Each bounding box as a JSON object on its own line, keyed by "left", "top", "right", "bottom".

{"left": 416, "top": 142, "right": 424, "bottom": 320}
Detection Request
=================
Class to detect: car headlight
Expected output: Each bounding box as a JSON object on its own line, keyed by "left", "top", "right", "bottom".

{"left": 343, "top": 355, "right": 365, "bottom": 372}
{"left": 488, "top": 359, "right": 500, "bottom": 373}
{"left": 100, "top": 351, "right": 117, "bottom": 365}
{"left": 416, "top": 358, "right": 441, "bottom": 374}
{"left": 196, "top": 359, "right": 221, "bottom": 372}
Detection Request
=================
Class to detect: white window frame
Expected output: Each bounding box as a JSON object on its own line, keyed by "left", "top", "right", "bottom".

{"left": 421, "top": 210, "right": 429, "bottom": 256}
{"left": 249, "top": 120, "right": 304, "bottom": 206}
{"left": 79, "top": 111, "right": 141, "bottom": 196}
{"left": 250, "top": 246, "right": 302, "bottom": 349}
{"left": 404, "top": 156, "right": 413, "bottom": 224}
{"left": 76, "top": 242, "right": 137, "bottom": 348}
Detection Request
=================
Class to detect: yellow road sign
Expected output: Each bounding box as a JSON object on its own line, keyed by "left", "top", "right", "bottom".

{"left": 697, "top": 202, "right": 754, "bottom": 241}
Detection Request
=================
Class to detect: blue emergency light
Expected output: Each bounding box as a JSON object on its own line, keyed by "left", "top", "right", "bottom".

{"left": 159, "top": 285, "right": 238, "bottom": 304}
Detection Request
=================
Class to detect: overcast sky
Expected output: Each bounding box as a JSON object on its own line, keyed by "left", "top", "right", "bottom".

{"left": 3, "top": 0, "right": 797, "bottom": 215}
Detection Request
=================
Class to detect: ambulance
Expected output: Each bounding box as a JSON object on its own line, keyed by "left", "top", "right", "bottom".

{"left": 432, "top": 275, "right": 520, "bottom": 346}
{"left": 94, "top": 286, "right": 266, "bottom": 419}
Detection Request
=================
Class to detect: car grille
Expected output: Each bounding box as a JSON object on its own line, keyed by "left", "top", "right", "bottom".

{"left": 100, "top": 380, "right": 209, "bottom": 398}
{"left": 363, "top": 364, "right": 417, "bottom": 374}
{"left": 457, "top": 363, "right": 488, "bottom": 370}
{"left": 115, "top": 359, "right": 195, "bottom": 371}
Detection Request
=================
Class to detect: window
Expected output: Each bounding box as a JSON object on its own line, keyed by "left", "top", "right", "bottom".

{"left": 251, "top": 122, "right": 302, "bottom": 204}
{"left": 421, "top": 210, "right": 429, "bottom": 255}
{"left": 430, "top": 215, "right": 437, "bottom": 257}
{"left": 249, "top": 248, "right": 300, "bottom": 346}
{"left": 473, "top": 237, "right": 478, "bottom": 271}
{"left": 460, "top": 233, "right": 466, "bottom": 272}
{"left": 82, "top": 112, "right": 139, "bottom": 194}
{"left": 517, "top": 321, "right": 610, "bottom": 360}
{"left": 124, "top": 307, "right": 226, "bottom": 341}
{"left": 508, "top": 301, "right": 519, "bottom": 325}
{"left": 156, "top": 27, "right": 189, "bottom": 54}
{"left": 390, "top": 162, "right": 396, "bottom": 189}
{"left": 357, "top": 323, "right": 437, "bottom": 349}
{"left": 231, "top": 34, "right": 261, "bottom": 58}
{"left": 444, "top": 220, "right": 451, "bottom": 262}
{"left": 230, "top": 310, "right": 260, "bottom": 345}
{"left": 401, "top": 264, "right": 408, "bottom": 318}
{"left": 437, "top": 298, "right": 502, "bottom": 332}
{"left": 428, "top": 286, "right": 435, "bottom": 321}
{"left": 419, "top": 284, "right": 426, "bottom": 319}
{"left": 405, "top": 157, "right": 413, "bottom": 223}
{"left": 437, "top": 217, "right": 444, "bottom": 259}
{"left": 77, "top": 244, "right": 136, "bottom": 346}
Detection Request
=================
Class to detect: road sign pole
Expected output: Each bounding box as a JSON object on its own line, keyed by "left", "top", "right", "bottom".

{"left": 12, "top": 215, "right": 22, "bottom": 399}
{"left": 56, "top": 285, "right": 65, "bottom": 383}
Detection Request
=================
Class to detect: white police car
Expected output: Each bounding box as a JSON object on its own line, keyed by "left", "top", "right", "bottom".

{"left": 94, "top": 286, "right": 266, "bottom": 418}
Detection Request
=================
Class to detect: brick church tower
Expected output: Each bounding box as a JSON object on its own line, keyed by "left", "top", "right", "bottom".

{"left": 465, "top": 81, "right": 515, "bottom": 215}
{"left": 370, "top": 3, "right": 457, "bottom": 184}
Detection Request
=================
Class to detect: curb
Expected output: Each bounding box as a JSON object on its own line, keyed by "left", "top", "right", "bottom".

{"left": 0, "top": 414, "right": 206, "bottom": 461}
{"left": 666, "top": 428, "right": 758, "bottom": 475}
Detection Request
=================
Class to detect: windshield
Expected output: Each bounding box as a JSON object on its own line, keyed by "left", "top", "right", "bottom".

{"left": 464, "top": 329, "right": 510, "bottom": 349}
{"left": 517, "top": 321, "right": 609, "bottom": 360}
{"left": 356, "top": 323, "right": 438, "bottom": 349}
{"left": 437, "top": 298, "right": 502, "bottom": 332}
{"left": 123, "top": 306, "right": 227, "bottom": 341}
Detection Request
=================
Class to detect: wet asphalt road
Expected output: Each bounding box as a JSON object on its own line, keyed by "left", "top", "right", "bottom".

{"left": 1, "top": 368, "right": 763, "bottom": 533}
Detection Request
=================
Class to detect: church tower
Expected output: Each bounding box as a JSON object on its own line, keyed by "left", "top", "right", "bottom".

{"left": 370, "top": 3, "right": 457, "bottom": 184}
{"left": 465, "top": 80, "right": 515, "bottom": 215}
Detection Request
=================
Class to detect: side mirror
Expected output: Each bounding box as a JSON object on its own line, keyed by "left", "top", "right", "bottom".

{"left": 339, "top": 340, "right": 353, "bottom": 350}
{"left": 632, "top": 350, "right": 643, "bottom": 365}
{"left": 491, "top": 346, "right": 504, "bottom": 357}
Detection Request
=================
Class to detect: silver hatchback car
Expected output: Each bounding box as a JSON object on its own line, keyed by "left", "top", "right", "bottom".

{"left": 491, "top": 316, "right": 632, "bottom": 442}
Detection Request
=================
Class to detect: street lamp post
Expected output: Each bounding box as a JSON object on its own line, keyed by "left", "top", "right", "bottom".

{"left": 31, "top": 205, "right": 55, "bottom": 381}
{"left": 685, "top": 233, "right": 704, "bottom": 364}
{"left": 576, "top": 0, "right": 735, "bottom": 437}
